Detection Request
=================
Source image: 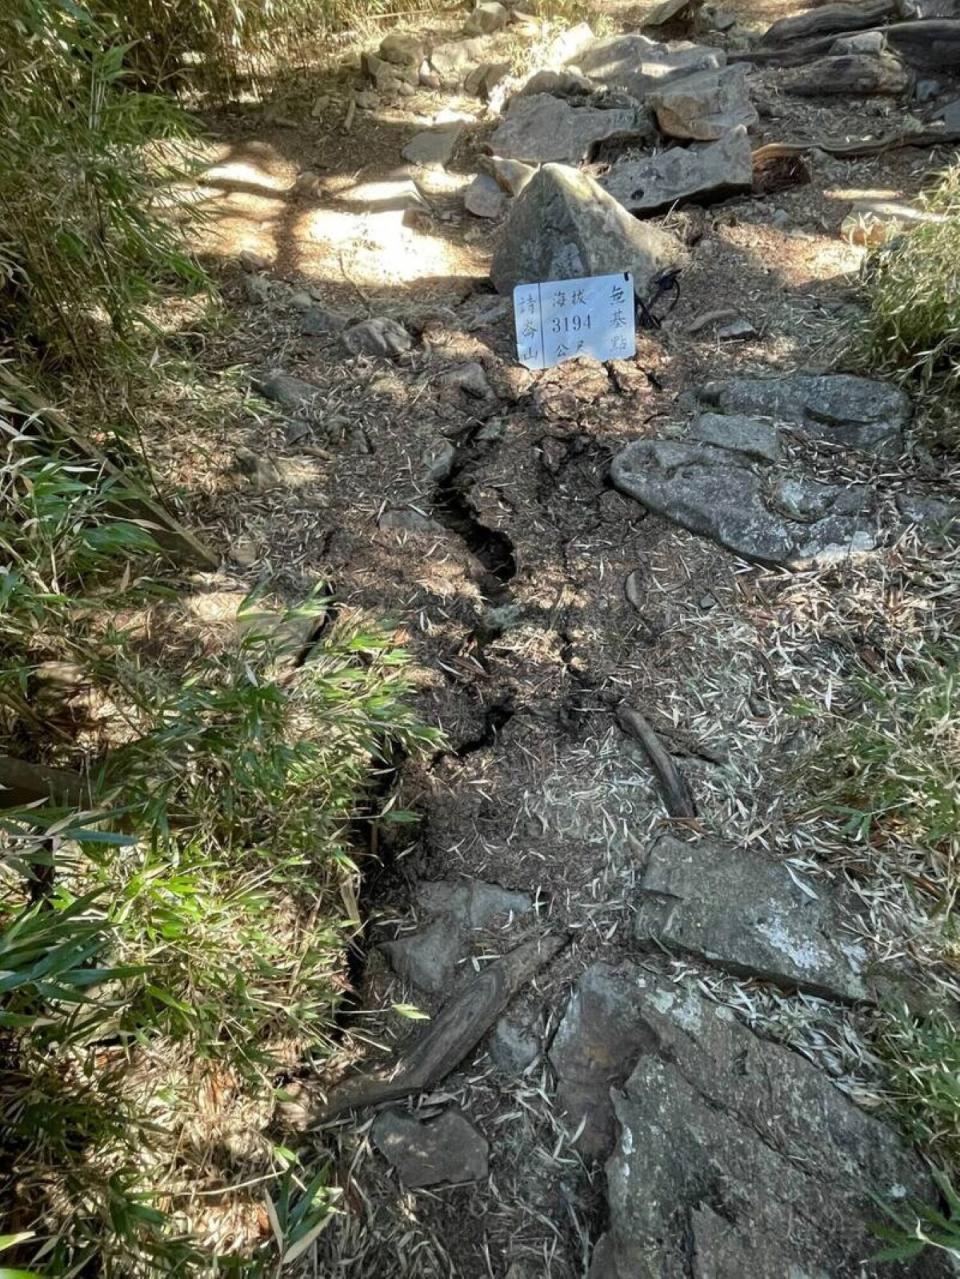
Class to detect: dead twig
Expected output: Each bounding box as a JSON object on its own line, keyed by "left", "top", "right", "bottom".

{"left": 616, "top": 704, "right": 697, "bottom": 819}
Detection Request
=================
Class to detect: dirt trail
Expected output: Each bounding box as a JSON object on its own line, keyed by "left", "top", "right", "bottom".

{"left": 162, "top": 3, "right": 960, "bottom": 1273}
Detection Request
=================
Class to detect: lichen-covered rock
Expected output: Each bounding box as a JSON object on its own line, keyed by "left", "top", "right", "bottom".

{"left": 611, "top": 438, "right": 876, "bottom": 566}
{"left": 591, "top": 977, "right": 950, "bottom": 1277}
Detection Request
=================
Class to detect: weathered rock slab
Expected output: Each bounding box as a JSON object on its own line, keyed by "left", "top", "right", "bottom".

{"left": 635, "top": 835, "right": 871, "bottom": 1001}
{"left": 592, "top": 976, "right": 950, "bottom": 1277}
{"left": 549, "top": 964, "right": 658, "bottom": 1158}
{"left": 402, "top": 125, "right": 463, "bottom": 168}
{"left": 598, "top": 125, "right": 752, "bottom": 214}
{"left": 417, "top": 879, "right": 533, "bottom": 928}
{"left": 611, "top": 438, "right": 875, "bottom": 566}
{"left": 697, "top": 373, "right": 910, "bottom": 452}
{"left": 372, "top": 1109, "right": 488, "bottom": 1187}
{"left": 487, "top": 94, "right": 653, "bottom": 165}
{"left": 491, "top": 163, "right": 683, "bottom": 297}
{"left": 574, "top": 32, "right": 725, "bottom": 98}
{"left": 688, "top": 411, "right": 780, "bottom": 460}
{"left": 782, "top": 51, "right": 912, "bottom": 96}
{"left": 648, "top": 63, "right": 758, "bottom": 139}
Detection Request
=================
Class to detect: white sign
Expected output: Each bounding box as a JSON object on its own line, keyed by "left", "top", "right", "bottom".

{"left": 513, "top": 271, "right": 636, "bottom": 371}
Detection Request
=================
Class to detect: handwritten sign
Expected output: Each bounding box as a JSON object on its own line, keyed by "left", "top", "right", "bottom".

{"left": 513, "top": 271, "right": 636, "bottom": 371}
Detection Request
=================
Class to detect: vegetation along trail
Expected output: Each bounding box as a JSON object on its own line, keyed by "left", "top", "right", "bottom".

{"left": 2, "top": 0, "right": 960, "bottom": 1274}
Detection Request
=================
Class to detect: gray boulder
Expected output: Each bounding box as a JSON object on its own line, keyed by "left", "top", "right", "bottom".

{"left": 574, "top": 32, "right": 725, "bottom": 99}
{"left": 592, "top": 977, "right": 950, "bottom": 1278}
{"left": 372, "top": 1109, "right": 488, "bottom": 1187}
{"left": 341, "top": 316, "right": 412, "bottom": 358}
{"left": 599, "top": 125, "right": 752, "bottom": 214}
{"left": 610, "top": 438, "right": 876, "bottom": 566}
{"left": 697, "top": 373, "right": 910, "bottom": 453}
{"left": 516, "top": 67, "right": 595, "bottom": 98}
{"left": 635, "top": 835, "right": 873, "bottom": 1002}
{"left": 648, "top": 63, "right": 758, "bottom": 139}
{"left": 782, "top": 51, "right": 912, "bottom": 96}
{"left": 254, "top": 370, "right": 322, "bottom": 414}
{"left": 487, "top": 94, "right": 654, "bottom": 165}
{"left": 491, "top": 163, "right": 683, "bottom": 297}
{"left": 464, "top": 173, "right": 507, "bottom": 218}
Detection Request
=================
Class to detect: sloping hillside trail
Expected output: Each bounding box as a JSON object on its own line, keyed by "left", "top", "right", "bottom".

{"left": 156, "top": 1, "right": 960, "bottom": 1273}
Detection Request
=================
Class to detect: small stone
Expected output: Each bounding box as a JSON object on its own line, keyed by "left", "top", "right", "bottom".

{"left": 301, "top": 305, "right": 349, "bottom": 335}
{"left": 830, "top": 28, "right": 886, "bottom": 54}
{"left": 341, "top": 317, "right": 412, "bottom": 358}
{"left": 464, "top": 59, "right": 511, "bottom": 97}
{"left": 770, "top": 207, "right": 792, "bottom": 228}
{"left": 233, "top": 447, "right": 285, "bottom": 492}
{"left": 363, "top": 49, "right": 418, "bottom": 92}
{"left": 482, "top": 603, "right": 524, "bottom": 632}
{"left": 379, "top": 30, "right": 425, "bottom": 67}
{"left": 402, "top": 125, "right": 464, "bottom": 168}
{"left": 464, "top": 173, "right": 507, "bottom": 218}
{"left": 717, "top": 316, "right": 758, "bottom": 341}
{"left": 915, "top": 76, "right": 942, "bottom": 101}
{"left": 238, "top": 249, "right": 270, "bottom": 273}
{"left": 782, "top": 52, "right": 911, "bottom": 97}
{"left": 381, "top": 916, "right": 465, "bottom": 992}
{"left": 242, "top": 274, "right": 275, "bottom": 305}
{"left": 516, "top": 67, "right": 594, "bottom": 98}
{"left": 464, "top": 1, "right": 509, "bottom": 35}
{"left": 688, "top": 412, "right": 780, "bottom": 461}
{"left": 372, "top": 1110, "right": 488, "bottom": 1187}
{"left": 255, "top": 371, "right": 322, "bottom": 414}
{"left": 486, "top": 156, "right": 538, "bottom": 196}
{"left": 354, "top": 89, "right": 380, "bottom": 110}
{"left": 488, "top": 1015, "right": 539, "bottom": 1073}
{"left": 457, "top": 292, "right": 513, "bottom": 330}
{"left": 420, "top": 67, "right": 442, "bottom": 90}
{"left": 378, "top": 508, "right": 446, "bottom": 535}
{"left": 437, "top": 362, "right": 495, "bottom": 399}
{"left": 423, "top": 440, "right": 456, "bottom": 481}
{"left": 549, "top": 963, "right": 659, "bottom": 1158}
{"left": 611, "top": 438, "right": 876, "bottom": 566}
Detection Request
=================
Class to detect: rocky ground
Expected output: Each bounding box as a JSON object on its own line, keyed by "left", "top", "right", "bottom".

{"left": 157, "top": 0, "right": 960, "bottom": 1272}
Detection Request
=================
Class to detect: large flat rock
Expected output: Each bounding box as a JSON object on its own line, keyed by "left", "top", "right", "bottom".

{"left": 598, "top": 126, "right": 752, "bottom": 214}
{"left": 491, "top": 162, "right": 683, "bottom": 297}
{"left": 591, "top": 976, "right": 950, "bottom": 1277}
{"left": 574, "top": 32, "right": 725, "bottom": 99}
{"left": 647, "top": 63, "right": 758, "bottom": 139}
{"left": 635, "top": 835, "right": 872, "bottom": 1001}
{"left": 487, "top": 94, "right": 654, "bottom": 165}
{"left": 610, "top": 438, "right": 876, "bottom": 566}
{"left": 697, "top": 373, "right": 910, "bottom": 453}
